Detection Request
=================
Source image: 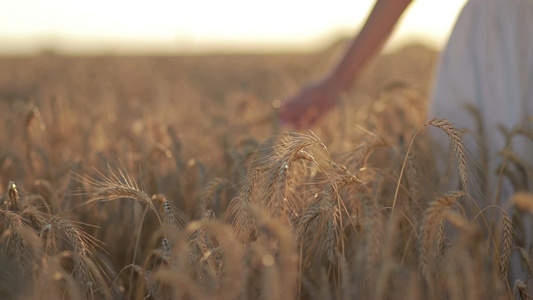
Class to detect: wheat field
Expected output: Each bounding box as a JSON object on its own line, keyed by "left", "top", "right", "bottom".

{"left": 0, "top": 44, "right": 532, "bottom": 300}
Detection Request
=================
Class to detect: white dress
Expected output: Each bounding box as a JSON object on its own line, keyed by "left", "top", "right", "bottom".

{"left": 429, "top": 0, "right": 533, "bottom": 202}
{"left": 429, "top": 0, "right": 533, "bottom": 285}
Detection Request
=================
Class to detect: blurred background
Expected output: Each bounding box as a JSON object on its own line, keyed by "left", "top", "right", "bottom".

{"left": 1, "top": 0, "right": 467, "bottom": 55}
{"left": 0, "top": 0, "right": 467, "bottom": 171}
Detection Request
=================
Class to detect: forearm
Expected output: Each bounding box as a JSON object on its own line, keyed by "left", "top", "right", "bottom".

{"left": 328, "top": 0, "right": 413, "bottom": 90}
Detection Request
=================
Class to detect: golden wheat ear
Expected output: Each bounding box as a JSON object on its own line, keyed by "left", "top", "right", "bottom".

{"left": 250, "top": 205, "right": 298, "bottom": 299}
{"left": 391, "top": 118, "right": 468, "bottom": 222}
{"left": 515, "top": 280, "right": 531, "bottom": 300}
{"left": 151, "top": 193, "right": 186, "bottom": 230}
{"left": 3, "top": 181, "right": 20, "bottom": 211}
{"left": 499, "top": 211, "right": 513, "bottom": 282}
{"left": 512, "top": 192, "right": 533, "bottom": 214}
{"left": 427, "top": 118, "right": 468, "bottom": 190}
{"left": 74, "top": 167, "right": 158, "bottom": 214}
{"left": 132, "top": 265, "right": 160, "bottom": 299}
{"left": 419, "top": 191, "right": 465, "bottom": 289}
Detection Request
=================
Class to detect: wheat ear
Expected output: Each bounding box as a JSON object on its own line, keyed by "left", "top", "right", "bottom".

{"left": 4, "top": 181, "right": 20, "bottom": 211}
{"left": 427, "top": 118, "right": 468, "bottom": 189}
{"left": 419, "top": 191, "right": 465, "bottom": 288}
{"left": 513, "top": 192, "right": 533, "bottom": 213}
{"left": 50, "top": 217, "right": 91, "bottom": 289}
{"left": 391, "top": 118, "right": 467, "bottom": 221}
{"left": 500, "top": 211, "right": 513, "bottom": 281}
{"left": 516, "top": 280, "right": 531, "bottom": 300}
{"left": 0, "top": 209, "right": 32, "bottom": 271}
{"left": 78, "top": 167, "right": 157, "bottom": 212}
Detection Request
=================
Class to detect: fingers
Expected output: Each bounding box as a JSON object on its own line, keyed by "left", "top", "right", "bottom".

{"left": 298, "top": 105, "right": 320, "bottom": 129}
{"left": 279, "top": 101, "right": 321, "bottom": 130}
{"left": 279, "top": 98, "right": 299, "bottom": 127}
{"left": 278, "top": 82, "right": 335, "bottom": 129}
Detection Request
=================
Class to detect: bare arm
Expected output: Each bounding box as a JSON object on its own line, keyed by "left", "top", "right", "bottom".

{"left": 329, "top": 0, "right": 413, "bottom": 90}
{"left": 280, "top": 0, "right": 413, "bottom": 128}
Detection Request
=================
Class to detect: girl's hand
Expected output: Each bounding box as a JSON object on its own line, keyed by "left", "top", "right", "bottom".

{"left": 279, "top": 77, "right": 340, "bottom": 129}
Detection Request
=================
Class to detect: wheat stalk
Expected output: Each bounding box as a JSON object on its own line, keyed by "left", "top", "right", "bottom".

{"left": 517, "top": 247, "right": 533, "bottom": 277}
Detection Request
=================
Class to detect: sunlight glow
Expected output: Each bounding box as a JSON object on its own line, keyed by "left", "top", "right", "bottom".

{"left": 0, "top": 0, "right": 467, "bottom": 55}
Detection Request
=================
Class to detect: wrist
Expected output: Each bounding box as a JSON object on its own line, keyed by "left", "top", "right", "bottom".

{"left": 323, "top": 71, "right": 348, "bottom": 94}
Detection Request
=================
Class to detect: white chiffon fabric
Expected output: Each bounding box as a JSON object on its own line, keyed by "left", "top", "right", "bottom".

{"left": 429, "top": 0, "right": 533, "bottom": 284}
{"left": 430, "top": 0, "right": 533, "bottom": 201}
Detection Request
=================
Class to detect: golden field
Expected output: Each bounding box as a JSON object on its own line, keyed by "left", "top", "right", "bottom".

{"left": 0, "top": 44, "right": 531, "bottom": 300}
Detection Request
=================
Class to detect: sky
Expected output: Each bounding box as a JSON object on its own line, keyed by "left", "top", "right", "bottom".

{"left": 0, "top": 0, "right": 468, "bottom": 55}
